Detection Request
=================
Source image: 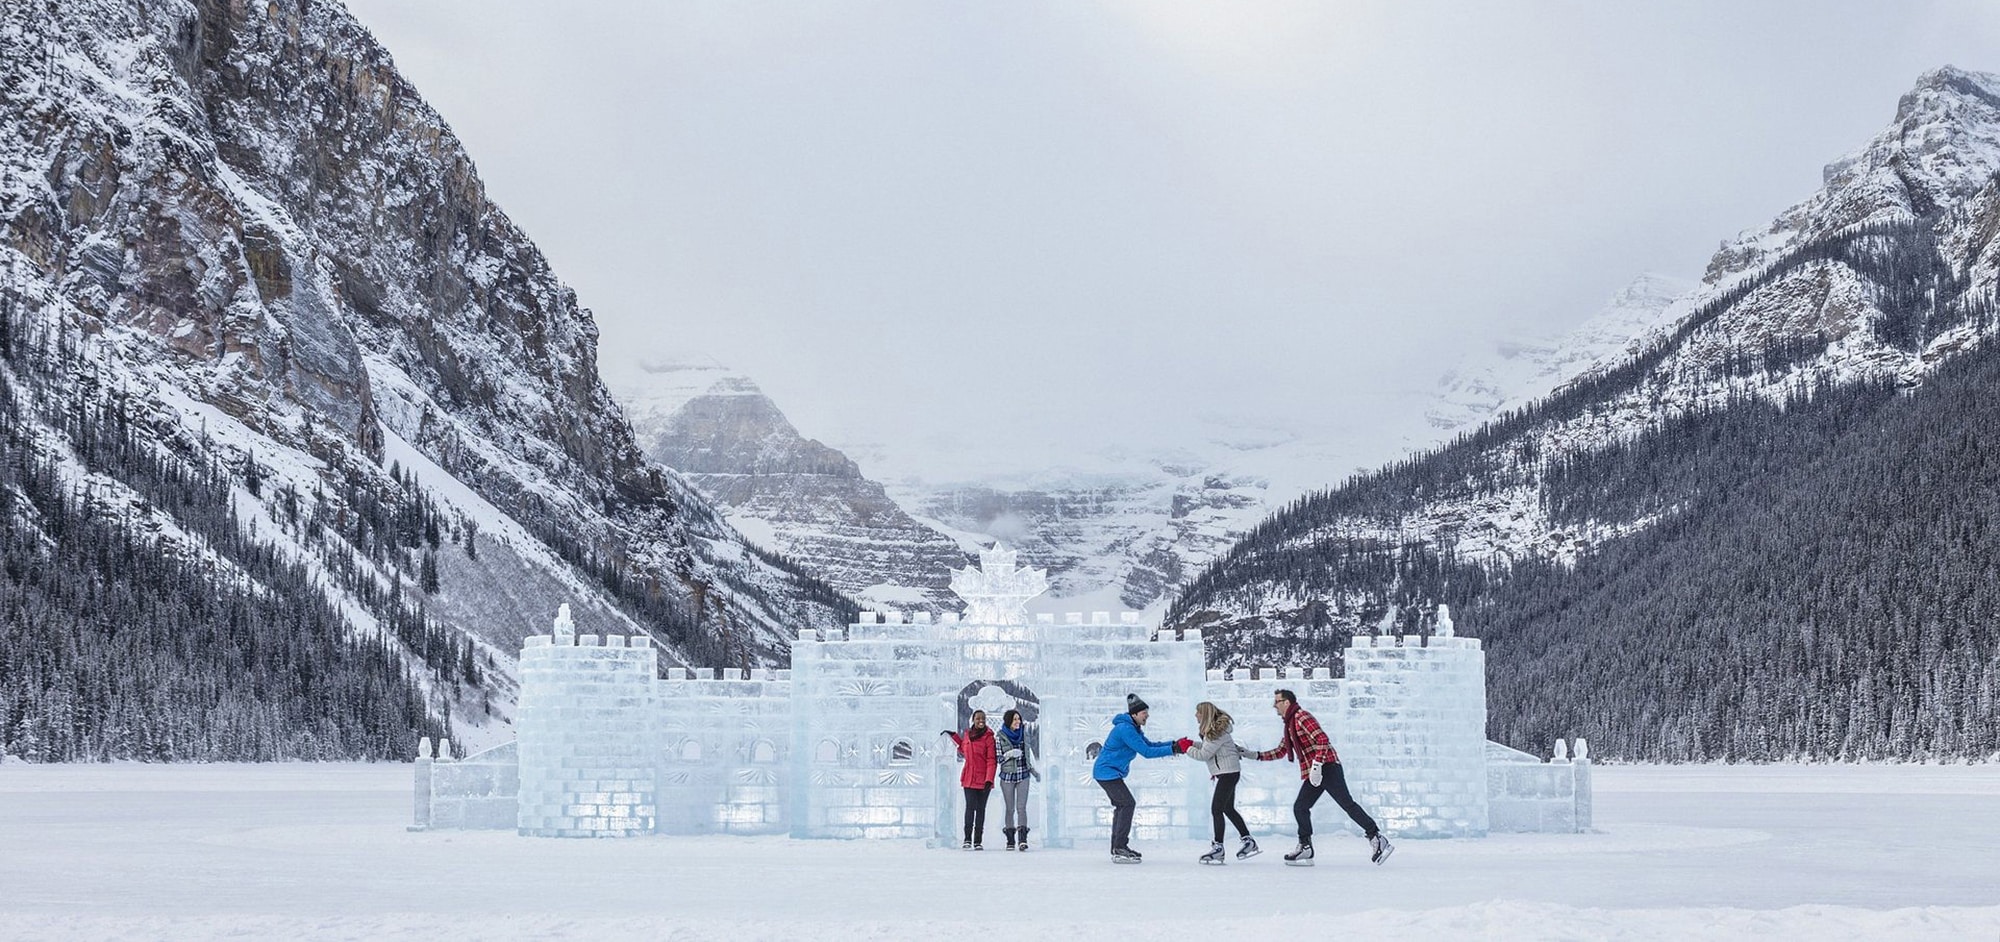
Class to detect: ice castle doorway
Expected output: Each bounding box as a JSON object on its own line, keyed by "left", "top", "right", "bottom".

{"left": 937, "top": 679, "right": 1045, "bottom": 846}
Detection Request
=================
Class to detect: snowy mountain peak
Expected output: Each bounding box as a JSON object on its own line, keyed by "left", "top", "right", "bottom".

{"left": 1715, "top": 66, "right": 2000, "bottom": 284}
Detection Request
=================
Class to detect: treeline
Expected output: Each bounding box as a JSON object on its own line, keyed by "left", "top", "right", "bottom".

{"left": 0, "top": 323, "right": 447, "bottom": 760}
{"left": 1169, "top": 217, "right": 2000, "bottom": 761}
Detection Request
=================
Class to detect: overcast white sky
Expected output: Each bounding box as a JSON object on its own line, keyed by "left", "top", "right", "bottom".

{"left": 348, "top": 1, "right": 2000, "bottom": 480}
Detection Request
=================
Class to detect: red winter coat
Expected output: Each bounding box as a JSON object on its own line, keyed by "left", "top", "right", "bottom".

{"left": 1256, "top": 703, "right": 1341, "bottom": 779}
{"left": 948, "top": 728, "right": 998, "bottom": 788}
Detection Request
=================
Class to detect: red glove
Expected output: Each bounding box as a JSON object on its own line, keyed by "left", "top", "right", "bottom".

{"left": 1174, "top": 737, "right": 1193, "bottom": 754}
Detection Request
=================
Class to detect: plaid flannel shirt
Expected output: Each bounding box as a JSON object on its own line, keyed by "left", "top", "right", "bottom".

{"left": 1255, "top": 704, "right": 1341, "bottom": 779}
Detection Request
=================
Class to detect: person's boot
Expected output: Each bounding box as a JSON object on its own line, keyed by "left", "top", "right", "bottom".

{"left": 1283, "top": 841, "right": 1315, "bottom": 866}
{"left": 1110, "top": 846, "right": 1142, "bottom": 863}
{"left": 1199, "top": 841, "right": 1227, "bottom": 865}
{"left": 1004, "top": 827, "right": 1017, "bottom": 850}
{"left": 973, "top": 824, "right": 985, "bottom": 850}
{"left": 1236, "top": 835, "right": 1261, "bottom": 859}
{"left": 1369, "top": 833, "right": 1395, "bottom": 865}
{"left": 1017, "top": 827, "right": 1030, "bottom": 852}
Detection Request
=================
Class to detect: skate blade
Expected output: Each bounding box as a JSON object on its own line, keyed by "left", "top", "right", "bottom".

{"left": 1112, "top": 857, "right": 1143, "bottom": 864}
{"left": 1237, "top": 850, "right": 1262, "bottom": 860}
{"left": 1283, "top": 858, "right": 1315, "bottom": 867}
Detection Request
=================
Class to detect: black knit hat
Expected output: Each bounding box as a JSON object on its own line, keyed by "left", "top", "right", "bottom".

{"left": 1126, "top": 693, "right": 1149, "bottom": 715}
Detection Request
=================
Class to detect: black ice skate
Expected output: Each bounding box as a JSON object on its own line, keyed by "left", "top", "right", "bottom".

{"left": 1110, "top": 846, "right": 1142, "bottom": 864}
{"left": 1200, "top": 841, "right": 1227, "bottom": 865}
{"left": 1236, "top": 836, "right": 1261, "bottom": 860}
{"left": 1283, "top": 842, "right": 1315, "bottom": 866}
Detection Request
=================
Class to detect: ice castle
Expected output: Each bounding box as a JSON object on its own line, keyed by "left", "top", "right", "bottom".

{"left": 412, "top": 545, "right": 1592, "bottom": 845}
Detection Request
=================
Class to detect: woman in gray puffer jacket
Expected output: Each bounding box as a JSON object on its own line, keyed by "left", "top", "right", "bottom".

{"left": 1187, "top": 701, "right": 1259, "bottom": 864}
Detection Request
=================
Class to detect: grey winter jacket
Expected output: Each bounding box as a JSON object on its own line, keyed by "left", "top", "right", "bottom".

{"left": 1186, "top": 729, "right": 1249, "bottom": 777}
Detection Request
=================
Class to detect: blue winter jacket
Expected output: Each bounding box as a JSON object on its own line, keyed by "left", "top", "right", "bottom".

{"left": 1092, "top": 713, "right": 1175, "bottom": 781}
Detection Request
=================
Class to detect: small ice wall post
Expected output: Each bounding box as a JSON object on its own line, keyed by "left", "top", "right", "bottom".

{"left": 1340, "top": 609, "right": 1489, "bottom": 838}
{"left": 515, "top": 606, "right": 658, "bottom": 837}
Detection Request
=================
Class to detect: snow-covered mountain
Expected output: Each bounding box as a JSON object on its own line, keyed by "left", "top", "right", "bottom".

{"left": 613, "top": 269, "right": 1698, "bottom": 622}
{"left": 609, "top": 357, "right": 969, "bottom": 611}
{"left": 0, "top": 0, "right": 852, "bottom": 758}
{"left": 1168, "top": 66, "right": 2000, "bottom": 761}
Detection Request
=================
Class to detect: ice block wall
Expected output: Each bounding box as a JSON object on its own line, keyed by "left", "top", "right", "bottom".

{"left": 1487, "top": 739, "right": 1592, "bottom": 833}
{"left": 414, "top": 741, "right": 519, "bottom": 830}
{"left": 1341, "top": 633, "right": 1489, "bottom": 838}
{"left": 788, "top": 612, "right": 956, "bottom": 840}
{"left": 515, "top": 621, "right": 658, "bottom": 838}
{"left": 656, "top": 667, "right": 792, "bottom": 835}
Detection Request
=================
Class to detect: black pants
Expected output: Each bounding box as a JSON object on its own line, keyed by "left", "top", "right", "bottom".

{"left": 1096, "top": 777, "right": 1136, "bottom": 850}
{"left": 1210, "top": 771, "right": 1251, "bottom": 843}
{"left": 1294, "top": 762, "right": 1379, "bottom": 842}
{"left": 963, "top": 785, "right": 992, "bottom": 843}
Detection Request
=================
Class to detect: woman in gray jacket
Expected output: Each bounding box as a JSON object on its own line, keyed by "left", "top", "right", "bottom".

{"left": 1187, "top": 701, "right": 1259, "bottom": 864}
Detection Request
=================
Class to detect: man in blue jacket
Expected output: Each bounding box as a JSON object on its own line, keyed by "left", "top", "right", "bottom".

{"left": 1091, "top": 693, "right": 1191, "bottom": 863}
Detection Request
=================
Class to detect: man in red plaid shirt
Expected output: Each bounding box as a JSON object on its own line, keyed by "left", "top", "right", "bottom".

{"left": 1253, "top": 689, "right": 1393, "bottom": 866}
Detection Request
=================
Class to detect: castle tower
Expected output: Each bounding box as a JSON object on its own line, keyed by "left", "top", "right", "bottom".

{"left": 515, "top": 605, "right": 659, "bottom": 837}
{"left": 1339, "top": 624, "right": 1489, "bottom": 838}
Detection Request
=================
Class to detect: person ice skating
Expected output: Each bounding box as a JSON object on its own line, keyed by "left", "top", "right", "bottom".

{"left": 1186, "top": 701, "right": 1258, "bottom": 864}
{"left": 996, "top": 709, "right": 1040, "bottom": 851}
{"left": 944, "top": 710, "right": 998, "bottom": 849}
{"left": 1091, "top": 693, "right": 1192, "bottom": 863}
{"left": 1252, "top": 689, "right": 1392, "bottom": 866}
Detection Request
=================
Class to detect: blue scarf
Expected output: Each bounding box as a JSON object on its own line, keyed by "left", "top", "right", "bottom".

{"left": 1004, "top": 725, "right": 1023, "bottom": 744}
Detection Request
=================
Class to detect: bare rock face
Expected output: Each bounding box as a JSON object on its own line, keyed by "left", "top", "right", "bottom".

{"left": 1, "top": 0, "right": 854, "bottom": 744}
{"left": 615, "top": 361, "right": 967, "bottom": 611}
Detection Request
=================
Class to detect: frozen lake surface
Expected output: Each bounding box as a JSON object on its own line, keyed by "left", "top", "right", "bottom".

{"left": 1, "top": 762, "right": 1996, "bottom": 940}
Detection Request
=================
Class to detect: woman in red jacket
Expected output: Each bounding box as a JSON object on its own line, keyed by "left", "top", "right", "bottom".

{"left": 945, "top": 710, "right": 999, "bottom": 849}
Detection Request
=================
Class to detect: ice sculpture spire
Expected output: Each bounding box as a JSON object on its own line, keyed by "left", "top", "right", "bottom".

{"left": 949, "top": 543, "right": 1048, "bottom": 625}
{"left": 553, "top": 603, "right": 575, "bottom": 644}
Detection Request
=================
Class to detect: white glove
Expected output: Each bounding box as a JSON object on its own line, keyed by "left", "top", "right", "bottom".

{"left": 1004, "top": 748, "right": 1023, "bottom": 759}
{"left": 1308, "top": 761, "right": 1324, "bottom": 787}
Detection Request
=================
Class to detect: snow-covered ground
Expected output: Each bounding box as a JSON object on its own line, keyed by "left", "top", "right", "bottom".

{"left": 0, "top": 763, "right": 1996, "bottom": 940}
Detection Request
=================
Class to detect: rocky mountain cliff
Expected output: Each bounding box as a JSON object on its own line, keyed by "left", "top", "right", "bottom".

{"left": 0, "top": 0, "right": 852, "bottom": 758}
{"left": 1168, "top": 67, "right": 2000, "bottom": 760}
{"left": 611, "top": 358, "right": 968, "bottom": 611}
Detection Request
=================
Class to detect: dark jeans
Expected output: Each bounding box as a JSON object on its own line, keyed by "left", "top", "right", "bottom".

{"left": 1096, "top": 777, "right": 1136, "bottom": 850}
{"left": 1294, "top": 761, "right": 1379, "bottom": 842}
{"left": 1210, "top": 771, "right": 1250, "bottom": 843}
{"left": 963, "top": 785, "right": 991, "bottom": 843}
